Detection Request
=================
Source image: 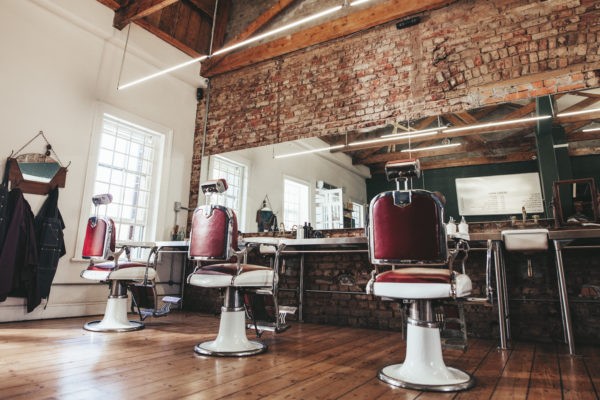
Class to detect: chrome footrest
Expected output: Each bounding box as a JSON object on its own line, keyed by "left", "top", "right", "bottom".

{"left": 139, "top": 296, "right": 181, "bottom": 320}
{"left": 246, "top": 321, "right": 292, "bottom": 333}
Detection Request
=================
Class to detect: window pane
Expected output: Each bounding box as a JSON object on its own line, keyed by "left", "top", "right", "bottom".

{"left": 210, "top": 156, "right": 246, "bottom": 228}
{"left": 92, "top": 113, "right": 163, "bottom": 243}
{"left": 283, "top": 179, "right": 309, "bottom": 229}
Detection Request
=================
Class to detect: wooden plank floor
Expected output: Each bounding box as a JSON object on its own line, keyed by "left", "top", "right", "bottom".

{"left": 1, "top": 312, "right": 599, "bottom": 399}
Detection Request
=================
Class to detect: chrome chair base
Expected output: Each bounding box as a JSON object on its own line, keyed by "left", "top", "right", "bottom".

{"left": 194, "top": 340, "right": 267, "bottom": 357}
{"left": 378, "top": 365, "right": 475, "bottom": 392}
{"left": 83, "top": 294, "right": 144, "bottom": 332}
{"left": 84, "top": 319, "right": 144, "bottom": 332}
{"left": 194, "top": 308, "right": 267, "bottom": 357}
{"left": 376, "top": 301, "right": 475, "bottom": 392}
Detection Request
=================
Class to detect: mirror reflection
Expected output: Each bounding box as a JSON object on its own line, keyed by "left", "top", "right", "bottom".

{"left": 15, "top": 153, "right": 61, "bottom": 183}
{"left": 202, "top": 137, "right": 370, "bottom": 233}
{"left": 205, "top": 88, "right": 600, "bottom": 232}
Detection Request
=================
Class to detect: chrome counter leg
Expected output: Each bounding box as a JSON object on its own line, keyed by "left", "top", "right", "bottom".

{"left": 553, "top": 240, "right": 576, "bottom": 356}
{"left": 492, "top": 241, "right": 510, "bottom": 349}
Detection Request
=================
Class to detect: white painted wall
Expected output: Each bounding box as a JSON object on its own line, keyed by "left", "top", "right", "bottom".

{"left": 0, "top": 0, "right": 199, "bottom": 321}
{"left": 200, "top": 138, "right": 371, "bottom": 232}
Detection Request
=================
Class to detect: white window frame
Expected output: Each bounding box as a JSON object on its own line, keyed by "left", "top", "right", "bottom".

{"left": 74, "top": 103, "right": 172, "bottom": 258}
{"left": 351, "top": 201, "right": 365, "bottom": 229}
{"left": 208, "top": 155, "right": 248, "bottom": 231}
{"left": 283, "top": 176, "right": 310, "bottom": 230}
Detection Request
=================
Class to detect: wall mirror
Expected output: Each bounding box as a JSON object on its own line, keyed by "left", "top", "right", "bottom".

{"left": 206, "top": 87, "right": 600, "bottom": 232}
{"left": 553, "top": 178, "right": 599, "bottom": 227}
{"left": 8, "top": 154, "right": 67, "bottom": 195}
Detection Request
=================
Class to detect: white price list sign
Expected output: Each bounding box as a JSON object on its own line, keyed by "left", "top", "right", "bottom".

{"left": 456, "top": 172, "right": 544, "bottom": 216}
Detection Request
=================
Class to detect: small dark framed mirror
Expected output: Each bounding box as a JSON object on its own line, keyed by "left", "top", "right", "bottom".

{"left": 552, "top": 178, "right": 599, "bottom": 227}
{"left": 8, "top": 154, "right": 67, "bottom": 195}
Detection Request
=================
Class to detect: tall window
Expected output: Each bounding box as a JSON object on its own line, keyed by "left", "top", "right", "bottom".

{"left": 351, "top": 202, "right": 364, "bottom": 228}
{"left": 92, "top": 113, "right": 164, "bottom": 242}
{"left": 283, "top": 178, "right": 309, "bottom": 229}
{"left": 210, "top": 156, "right": 247, "bottom": 230}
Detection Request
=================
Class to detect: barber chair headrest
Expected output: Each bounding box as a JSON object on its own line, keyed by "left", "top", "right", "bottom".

{"left": 92, "top": 193, "right": 113, "bottom": 206}
{"left": 201, "top": 179, "right": 228, "bottom": 194}
{"left": 385, "top": 159, "right": 421, "bottom": 181}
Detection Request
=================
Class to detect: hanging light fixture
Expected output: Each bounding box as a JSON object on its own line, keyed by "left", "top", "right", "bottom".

{"left": 582, "top": 126, "right": 600, "bottom": 132}
{"left": 401, "top": 138, "right": 460, "bottom": 153}
{"left": 274, "top": 144, "right": 345, "bottom": 159}
{"left": 443, "top": 115, "right": 551, "bottom": 133}
{"left": 118, "top": 0, "right": 372, "bottom": 90}
{"left": 556, "top": 107, "right": 600, "bottom": 118}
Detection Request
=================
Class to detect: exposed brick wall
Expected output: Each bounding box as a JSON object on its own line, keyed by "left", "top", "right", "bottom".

{"left": 189, "top": 0, "right": 600, "bottom": 210}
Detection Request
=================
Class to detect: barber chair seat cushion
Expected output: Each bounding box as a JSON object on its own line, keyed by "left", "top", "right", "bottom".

{"left": 373, "top": 267, "right": 472, "bottom": 299}
{"left": 81, "top": 261, "right": 156, "bottom": 282}
{"left": 188, "top": 264, "right": 273, "bottom": 288}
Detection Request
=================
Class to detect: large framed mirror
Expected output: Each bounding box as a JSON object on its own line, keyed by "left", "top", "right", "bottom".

{"left": 203, "top": 87, "right": 600, "bottom": 232}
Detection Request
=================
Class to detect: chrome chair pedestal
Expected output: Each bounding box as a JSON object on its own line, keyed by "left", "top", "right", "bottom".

{"left": 378, "top": 300, "right": 474, "bottom": 392}
{"left": 194, "top": 288, "right": 267, "bottom": 357}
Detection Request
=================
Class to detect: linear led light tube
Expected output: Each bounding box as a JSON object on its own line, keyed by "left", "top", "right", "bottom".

{"left": 350, "top": 0, "right": 372, "bottom": 5}
{"left": 274, "top": 144, "right": 344, "bottom": 159}
{"left": 444, "top": 115, "right": 551, "bottom": 133}
{"left": 401, "top": 142, "right": 461, "bottom": 152}
{"left": 582, "top": 127, "right": 600, "bottom": 132}
{"left": 348, "top": 136, "right": 407, "bottom": 147}
{"left": 119, "top": 5, "right": 343, "bottom": 89}
{"left": 214, "top": 6, "right": 343, "bottom": 56}
{"left": 118, "top": 55, "right": 209, "bottom": 90}
{"left": 557, "top": 107, "right": 600, "bottom": 118}
{"left": 381, "top": 127, "right": 441, "bottom": 139}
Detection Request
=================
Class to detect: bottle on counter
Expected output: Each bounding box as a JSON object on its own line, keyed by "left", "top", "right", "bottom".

{"left": 458, "top": 216, "right": 469, "bottom": 234}
{"left": 446, "top": 216, "right": 457, "bottom": 235}
{"left": 307, "top": 223, "right": 313, "bottom": 238}
{"left": 303, "top": 222, "right": 308, "bottom": 238}
{"left": 296, "top": 225, "right": 304, "bottom": 239}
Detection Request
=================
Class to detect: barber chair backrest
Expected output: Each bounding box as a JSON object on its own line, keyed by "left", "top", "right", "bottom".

{"left": 82, "top": 216, "right": 115, "bottom": 260}
{"left": 368, "top": 190, "right": 447, "bottom": 266}
{"left": 189, "top": 205, "right": 238, "bottom": 261}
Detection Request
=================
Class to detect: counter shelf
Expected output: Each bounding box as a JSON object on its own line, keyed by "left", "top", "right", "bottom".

{"left": 548, "top": 227, "right": 600, "bottom": 356}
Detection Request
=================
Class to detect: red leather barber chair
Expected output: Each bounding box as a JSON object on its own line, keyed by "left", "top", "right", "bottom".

{"left": 366, "top": 160, "right": 475, "bottom": 391}
{"left": 187, "top": 179, "right": 282, "bottom": 356}
{"left": 80, "top": 194, "right": 177, "bottom": 332}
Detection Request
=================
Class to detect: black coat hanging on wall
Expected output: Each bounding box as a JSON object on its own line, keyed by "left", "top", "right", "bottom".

{"left": 34, "top": 187, "right": 66, "bottom": 303}
{"left": 0, "top": 131, "right": 68, "bottom": 312}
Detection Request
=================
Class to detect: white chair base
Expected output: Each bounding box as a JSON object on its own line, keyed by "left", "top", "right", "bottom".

{"left": 83, "top": 295, "right": 144, "bottom": 332}
{"left": 378, "top": 323, "right": 474, "bottom": 392}
{"left": 194, "top": 309, "right": 267, "bottom": 357}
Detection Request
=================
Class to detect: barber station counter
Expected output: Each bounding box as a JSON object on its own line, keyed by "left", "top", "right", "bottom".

{"left": 243, "top": 235, "right": 368, "bottom": 322}
{"left": 460, "top": 225, "right": 600, "bottom": 355}
{"left": 183, "top": 227, "right": 600, "bottom": 351}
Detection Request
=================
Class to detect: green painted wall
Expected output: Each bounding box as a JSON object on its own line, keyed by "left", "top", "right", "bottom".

{"left": 366, "top": 156, "right": 599, "bottom": 223}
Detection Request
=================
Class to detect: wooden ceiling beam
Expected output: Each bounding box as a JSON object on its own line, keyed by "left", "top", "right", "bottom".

{"left": 420, "top": 151, "right": 537, "bottom": 170}
{"left": 135, "top": 18, "right": 203, "bottom": 57}
{"left": 114, "top": 0, "right": 179, "bottom": 30}
{"left": 202, "top": 0, "right": 457, "bottom": 76}
{"left": 569, "top": 146, "right": 600, "bottom": 156}
{"left": 333, "top": 119, "right": 540, "bottom": 153}
{"left": 559, "top": 97, "right": 600, "bottom": 115}
{"left": 556, "top": 110, "right": 600, "bottom": 124}
{"left": 370, "top": 151, "right": 537, "bottom": 174}
{"left": 207, "top": 0, "right": 299, "bottom": 73}
{"left": 566, "top": 130, "right": 600, "bottom": 142}
{"left": 185, "top": 0, "right": 215, "bottom": 18}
